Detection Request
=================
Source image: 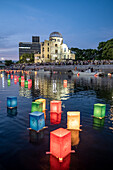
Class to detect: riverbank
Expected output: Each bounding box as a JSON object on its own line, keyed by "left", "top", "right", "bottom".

{"left": 9, "top": 64, "right": 113, "bottom": 73}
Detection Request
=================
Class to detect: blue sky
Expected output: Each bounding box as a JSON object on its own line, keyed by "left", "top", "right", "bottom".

{"left": 0, "top": 0, "right": 113, "bottom": 60}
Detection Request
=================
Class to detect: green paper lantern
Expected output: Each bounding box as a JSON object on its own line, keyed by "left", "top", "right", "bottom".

{"left": 19, "top": 77, "right": 21, "bottom": 83}
{"left": 25, "top": 80, "right": 28, "bottom": 88}
{"left": 31, "top": 101, "right": 43, "bottom": 112}
{"left": 93, "top": 103, "right": 106, "bottom": 118}
{"left": 7, "top": 79, "right": 11, "bottom": 86}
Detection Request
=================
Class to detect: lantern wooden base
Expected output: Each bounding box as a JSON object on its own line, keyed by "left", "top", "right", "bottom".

{"left": 7, "top": 106, "right": 17, "bottom": 109}
{"left": 92, "top": 115, "right": 107, "bottom": 119}
{"left": 67, "top": 127, "right": 82, "bottom": 131}
{"left": 46, "top": 150, "right": 75, "bottom": 162}
{"left": 27, "top": 126, "right": 48, "bottom": 133}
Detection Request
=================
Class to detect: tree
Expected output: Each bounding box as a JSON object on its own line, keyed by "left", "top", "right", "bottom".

{"left": 5, "top": 60, "right": 14, "bottom": 66}
{"left": 19, "top": 53, "right": 34, "bottom": 63}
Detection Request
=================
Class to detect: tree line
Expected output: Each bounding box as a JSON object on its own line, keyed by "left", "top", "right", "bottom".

{"left": 71, "top": 38, "right": 113, "bottom": 60}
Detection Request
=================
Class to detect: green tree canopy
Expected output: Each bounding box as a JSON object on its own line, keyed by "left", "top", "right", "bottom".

{"left": 19, "top": 53, "right": 34, "bottom": 63}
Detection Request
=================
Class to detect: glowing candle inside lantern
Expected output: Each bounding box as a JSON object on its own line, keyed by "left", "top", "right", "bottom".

{"left": 67, "top": 111, "right": 80, "bottom": 130}
{"left": 29, "top": 111, "right": 45, "bottom": 131}
{"left": 7, "top": 96, "right": 17, "bottom": 108}
{"left": 35, "top": 98, "right": 46, "bottom": 111}
{"left": 50, "top": 128, "right": 71, "bottom": 161}
{"left": 93, "top": 103, "right": 106, "bottom": 118}
{"left": 50, "top": 100, "right": 62, "bottom": 113}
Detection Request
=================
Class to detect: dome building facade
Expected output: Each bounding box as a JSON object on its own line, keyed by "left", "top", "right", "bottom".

{"left": 34, "top": 32, "right": 75, "bottom": 63}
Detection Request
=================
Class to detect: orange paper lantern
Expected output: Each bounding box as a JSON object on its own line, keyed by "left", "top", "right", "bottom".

{"left": 35, "top": 98, "right": 46, "bottom": 111}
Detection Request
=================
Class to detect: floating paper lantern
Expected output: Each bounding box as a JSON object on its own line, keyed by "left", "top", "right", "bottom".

{"left": 11, "top": 75, "right": 13, "bottom": 79}
{"left": 19, "top": 77, "right": 21, "bottom": 82}
{"left": 29, "top": 111, "right": 45, "bottom": 131}
{"left": 93, "top": 103, "right": 106, "bottom": 119}
{"left": 50, "top": 154, "right": 70, "bottom": 170}
{"left": 21, "top": 77, "right": 25, "bottom": 84}
{"left": 28, "top": 79, "right": 32, "bottom": 88}
{"left": 7, "top": 96, "right": 17, "bottom": 108}
{"left": 7, "top": 79, "right": 11, "bottom": 86}
{"left": 35, "top": 98, "right": 46, "bottom": 111}
{"left": 63, "top": 80, "right": 67, "bottom": 88}
{"left": 67, "top": 111, "right": 80, "bottom": 130}
{"left": 31, "top": 101, "right": 43, "bottom": 112}
{"left": 14, "top": 75, "right": 17, "bottom": 81}
{"left": 7, "top": 107, "right": 17, "bottom": 116}
{"left": 7, "top": 74, "right": 10, "bottom": 79}
{"left": 93, "top": 117, "right": 105, "bottom": 129}
{"left": 50, "top": 112, "right": 61, "bottom": 125}
{"left": 25, "top": 80, "right": 28, "bottom": 88}
{"left": 69, "top": 129, "right": 80, "bottom": 146}
{"left": 50, "top": 100, "right": 62, "bottom": 113}
{"left": 50, "top": 128, "right": 71, "bottom": 162}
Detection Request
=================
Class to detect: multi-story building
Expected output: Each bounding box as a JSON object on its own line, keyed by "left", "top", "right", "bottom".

{"left": 19, "top": 36, "right": 41, "bottom": 60}
{"left": 34, "top": 32, "right": 75, "bottom": 63}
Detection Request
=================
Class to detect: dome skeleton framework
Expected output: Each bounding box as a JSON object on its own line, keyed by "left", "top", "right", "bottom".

{"left": 49, "top": 32, "right": 63, "bottom": 38}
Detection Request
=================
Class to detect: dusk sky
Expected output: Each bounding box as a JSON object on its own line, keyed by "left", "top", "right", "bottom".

{"left": 0, "top": 0, "right": 113, "bottom": 61}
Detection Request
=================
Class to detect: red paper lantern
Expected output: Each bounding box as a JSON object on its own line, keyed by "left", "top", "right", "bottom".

{"left": 50, "top": 112, "right": 61, "bottom": 125}
{"left": 50, "top": 100, "right": 62, "bottom": 113}
{"left": 28, "top": 79, "right": 32, "bottom": 88}
{"left": 50, "top": 154, "right": 70, "bottom": 170}
{"left": 11, "top": 75, "right": 13, "bottom": 79}
{"left": 14, "top": 75, "right": 17, "bottom": 81}
{"left": 50, "top": 128, "right": 71, "bottom": 162}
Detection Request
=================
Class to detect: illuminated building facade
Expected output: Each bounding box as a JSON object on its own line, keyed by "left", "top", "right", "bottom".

{"left": 34, "top": 32, "right": 75, "bottom": 63}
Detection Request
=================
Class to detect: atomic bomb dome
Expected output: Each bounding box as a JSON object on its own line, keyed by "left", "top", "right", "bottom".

{"left": 49, "top": 32, "right": 63, "bottom": 38}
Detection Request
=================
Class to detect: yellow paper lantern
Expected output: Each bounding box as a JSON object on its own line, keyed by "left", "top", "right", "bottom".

{"left": 67, "top": 111, "right": 80, "bottom": 130}
{"left": 35, "top": 98, "right": 46, "bottom": 111}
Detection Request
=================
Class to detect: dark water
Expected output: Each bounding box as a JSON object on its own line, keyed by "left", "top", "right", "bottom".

{"left": 0, "top": 71, "right": 113, "bottom": 170}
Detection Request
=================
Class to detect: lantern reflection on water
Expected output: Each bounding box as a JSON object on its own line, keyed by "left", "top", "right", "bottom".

{"left": 29, "top": 129, "right": 44, "bottom": 143}
{"left": 67, "top": 111, "right": 80, "bottom": 130}
{"left": 28, "top": 79, "right": 32, "bottom": 88}
{"left": 68, "top": 129, "right": 80, "bottom": 146}
{"left": 7, "top": 107, "right": 17, "bottom": 116}
{"left": 31, "top": 101, "right": 43, "bottom": 112}
{"left": 50, "top": 154, "right": 70, "bottom": 170}
{"left": 29, "top": 111, "right": 45, "bottom": 131}
{"left": 50, "top": 100, "right": 62, "bottom": 113}
{"left": 50, "top": 128, "right": 71, "bottom": 162}
{"left": 93, "top": 103, "right": 106, "bottom": 119}
{"left": 7, "top": 96, "right": 17, "bottom": 108}
{"left": 93, "top": 117, "right": 105, "bottom": 129}
{"left": 50, "top": 112, "right": 61, "bottom": 125}
{"left": 35, "top": 98, "right": 46, "bottom": 111}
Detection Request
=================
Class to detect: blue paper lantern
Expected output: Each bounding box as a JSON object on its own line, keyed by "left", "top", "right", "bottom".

{"left": 29, "top": 111, "right": 45, "bottom": 131}
{"left": 7, "top": 96, "right": 17, "bottom": 108}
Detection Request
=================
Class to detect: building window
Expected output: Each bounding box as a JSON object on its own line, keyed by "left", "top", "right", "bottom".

{"left": 47, "top": 54, "right": 49, "bottom": 58}
{"left": 42, "top": 54, "right": 44, "bottom": 58}
{"left": 64, "top": 48, "right": 66, "bottom": 52}
{"left": 55, "top": 50, "right": 58, "bottom": 54}
{"left": 48, "top": 48, "right": 49, "bottom": 52}
{"left": 48, "top": 43, "right": 49, "bottom": 46}
{"left": 42, "top": 47, "right": 44, "bottom": 52}
{"left": 57, "top": 39, "right": 60, "bottom": 42}
{"left": 64, "top": 55, "right": 66, "bottom": 59}
{"left": 55, "top": 44, "right": 58, "bottom": 47}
